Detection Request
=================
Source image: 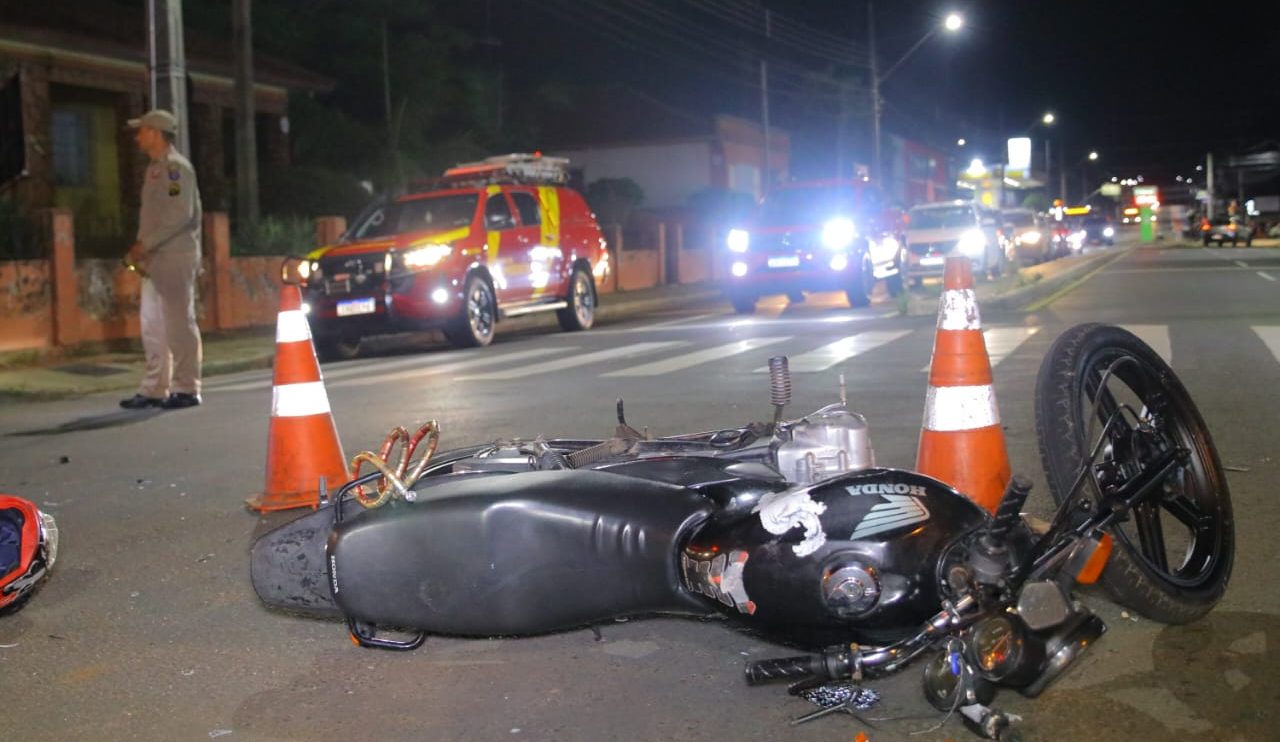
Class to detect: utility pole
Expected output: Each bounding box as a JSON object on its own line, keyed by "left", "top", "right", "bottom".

{"left": 868, "top": 1, "right": 881, "bottom": 184}
{"left": 382, "top": 19, "right": 393, "bottom": 141}
{"left": 1058, "top": 138, "right": 1067, "bottom": 204}
{"left": 1043, "top": 139, "right": 1052, "bottom": 200}
{"left": 759, "top": 9, "right": 771, "bottom": 196}
{"left": 146, "top": 0, "right": 190, "bottom": 155}
{"left": 232, "top": 0, "right": 259, "bottom": 231}
{"left": 1206, "top": 152, "right": 1215, "bottom": 219}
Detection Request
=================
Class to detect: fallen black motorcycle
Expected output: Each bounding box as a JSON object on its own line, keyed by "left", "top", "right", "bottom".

{"left": 251, "top": 323, "right": 1233, "bottom": 739}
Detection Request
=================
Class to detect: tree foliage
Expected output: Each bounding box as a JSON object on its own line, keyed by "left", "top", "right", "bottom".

{"left": 185, "top": 0, "right": 527, "bottom": 198}
{"left": 585, "top": 178, "right": 644, "bottom": 228}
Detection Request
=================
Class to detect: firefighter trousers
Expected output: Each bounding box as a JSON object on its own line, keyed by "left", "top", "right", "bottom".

{"left": 138, "top": 250, "right": 203, "bottom": 398}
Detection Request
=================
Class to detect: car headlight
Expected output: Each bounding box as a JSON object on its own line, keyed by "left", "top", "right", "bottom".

{"left": 957, "top": 229, "right": 986, "bottom": 256}
{"left": 402, "top": 244, "right": 453, "bottom": 269}
{"left": 1017, "top": 230, "right": 1042, "bottom": 245}
{"left": 727, "top": 229, "right": 750, "bottom": 253}
{"left": 1068, "top": 230, "right": 1086, "bottom": 245}
{"left": 1103, "top": 226, "right": 1115, "bottom": 238}
{"left": 821, "top": 218, "right": 857, "bottom": 250}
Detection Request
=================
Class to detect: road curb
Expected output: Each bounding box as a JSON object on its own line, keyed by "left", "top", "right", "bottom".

{"left": 903, "top": 247, "right": 1132, "bottom": 316}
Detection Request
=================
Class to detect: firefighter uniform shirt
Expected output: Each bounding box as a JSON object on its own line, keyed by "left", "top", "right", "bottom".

{"left": 138, "top": 150, "right": 202, "bottom": 256}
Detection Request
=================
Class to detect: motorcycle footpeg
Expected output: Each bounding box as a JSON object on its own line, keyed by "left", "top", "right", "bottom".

{"left": 347, "top": 619, "right": 427, "bottom": 651}
{"left": 959, "top": 703, "right": 1022, "bottom": 741}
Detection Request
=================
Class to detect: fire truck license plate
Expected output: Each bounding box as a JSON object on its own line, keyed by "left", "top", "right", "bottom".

{"left": 767, "top": 256, "right": 801, "bottom": 269}
{"left": 336, "top": 297, "right": 376, "bottom": 317}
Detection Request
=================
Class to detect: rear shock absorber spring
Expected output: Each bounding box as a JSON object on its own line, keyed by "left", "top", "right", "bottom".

{"left": 768, "top": 356, "right": 792, "bottom": 425}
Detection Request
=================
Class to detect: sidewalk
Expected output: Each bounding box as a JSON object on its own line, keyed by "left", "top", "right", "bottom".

{"left": 0, "top": 282, "right": 723, "bottom": 401}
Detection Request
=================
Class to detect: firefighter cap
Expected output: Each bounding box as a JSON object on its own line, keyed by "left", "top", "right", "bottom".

{"left": 127, "top": 109, "right": 179, "bottom": 134}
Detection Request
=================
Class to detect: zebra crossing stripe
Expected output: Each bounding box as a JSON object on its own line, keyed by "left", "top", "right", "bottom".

{"left": 920, "top": 327, "right": 1040, "bottom": 372}
{"left": 603, "top": 337, "right": 790, "bottom": 377}
{"left": 214, "top": 349, "right": 472, "bottom": 392}
{"left": 1253, "top": 327, "right": 1280, "bottom": 364}
{"left": 331, "top": 347, "right": 573, "bottom": 389}
{"left": 1122, "top": 325, "right": 1172, "bottom": 365}
{"left": 754, "top": 331, "right": 910, "bottom": 373}
{"left": 458, "top": 341, "right": 688, "bottom": 381}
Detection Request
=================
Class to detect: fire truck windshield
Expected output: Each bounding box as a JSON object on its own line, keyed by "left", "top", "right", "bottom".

{"left": 757, "top": 187, "right": 864, "bottom": 227}
{"left": 351, "top": 194, "right": 480, "bottom": 240}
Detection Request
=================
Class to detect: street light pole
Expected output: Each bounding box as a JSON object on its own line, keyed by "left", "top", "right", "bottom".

{"left": 868, "top": 1, "right": 881, "bottom": 183}
{"left": 868, "top": 7, "right": 962, "bottom": 187}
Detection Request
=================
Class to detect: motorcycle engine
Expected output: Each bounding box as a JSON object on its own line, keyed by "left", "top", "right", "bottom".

{"left": 773, "top": 403, "right": 875, "bottom": 485}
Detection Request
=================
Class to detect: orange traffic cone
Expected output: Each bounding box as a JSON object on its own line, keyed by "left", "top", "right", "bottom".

{"left": 916, "top": 257, "right": 1011, "bottom": 514}
{"left": 246, "top": 285, "right": 349, "bottom": 512}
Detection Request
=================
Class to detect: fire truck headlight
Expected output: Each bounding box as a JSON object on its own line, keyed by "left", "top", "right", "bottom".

{"left": 403, "top": 244, "right": 452, "bottom": 269}
{"left": 727, "top": 229, "right": 750, "bottom": 253}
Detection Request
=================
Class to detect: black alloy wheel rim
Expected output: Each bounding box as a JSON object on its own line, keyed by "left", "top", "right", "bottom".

{"left": 1080, "top": 349, "right": 1226, "bottom": 589}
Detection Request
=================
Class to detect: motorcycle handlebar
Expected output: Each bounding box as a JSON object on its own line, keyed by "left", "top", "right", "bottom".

{"left": 744, "top": 655, "right": 828, "bottom": 685}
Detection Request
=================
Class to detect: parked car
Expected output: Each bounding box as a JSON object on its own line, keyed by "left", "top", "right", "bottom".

{"left": 903, "top": 200, "right": 1005, "bottom": 285}
{"left": 721, "top": 180, "right": 906, "bottom": 313}
{"left": 1200, "top": 217, "right": 1253, "bottom": 247}
{"left": 298, "top": 154, "right": 609, "bottom": 358}
{"left": 1000, "top": 208, "right": 1049, "bottom": 264}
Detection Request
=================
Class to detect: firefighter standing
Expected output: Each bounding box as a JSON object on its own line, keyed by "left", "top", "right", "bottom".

{"left": 120, "top": 109, "right": 204, "bottom": 410}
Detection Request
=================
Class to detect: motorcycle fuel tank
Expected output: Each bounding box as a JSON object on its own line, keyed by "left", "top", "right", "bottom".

{"left": 682, "top": 467, "right": 988, "bottom": 647}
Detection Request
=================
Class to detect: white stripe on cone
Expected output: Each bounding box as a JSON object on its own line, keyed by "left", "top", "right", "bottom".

{"left": 272, "top": 381, "right": 332, "bottom": 418}
{"left": 276, "top": 310, "right": 312, "bottom": 344}
{"left": 923, "top": 384, "right": 1000, "bottom": 431}
{"left": 937, "top": 288, "right": 982, "bottom": 331}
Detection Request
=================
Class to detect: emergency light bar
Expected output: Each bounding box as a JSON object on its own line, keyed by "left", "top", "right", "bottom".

{"left": 443, "top": 153, "right": 570, "bottom": 185}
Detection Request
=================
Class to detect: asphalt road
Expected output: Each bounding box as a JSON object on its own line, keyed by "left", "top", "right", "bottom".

{"left": 1, "top": 244, "right": 1277, "bottom": 741}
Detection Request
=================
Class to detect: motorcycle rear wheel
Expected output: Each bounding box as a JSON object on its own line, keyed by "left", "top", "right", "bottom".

{"left": 1035, "top": 323, "right": 1234, "bottom": 624}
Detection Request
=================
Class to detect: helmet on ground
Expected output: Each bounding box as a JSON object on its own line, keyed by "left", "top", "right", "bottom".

{"left": 0, "top": 495, "right": 58, "bottom": 615}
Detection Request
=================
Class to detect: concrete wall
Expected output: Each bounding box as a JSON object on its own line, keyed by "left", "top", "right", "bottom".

{"left": 552, "top": 141, "right": 714, "bottom": 210}
{"left": 0, "top": 210, "right": 283, "bottom": 352}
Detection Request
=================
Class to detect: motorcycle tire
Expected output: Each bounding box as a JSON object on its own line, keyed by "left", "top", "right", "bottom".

{"left": 1035, "top": 323, "right": 1234, "bottom": 624}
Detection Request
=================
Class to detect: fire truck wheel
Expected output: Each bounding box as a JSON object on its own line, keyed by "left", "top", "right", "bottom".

{"left": 557, "top": 268, "right": 596, "bottom": 332}
{"left": 446, "top": 275, "right": 496, "bottom": 348}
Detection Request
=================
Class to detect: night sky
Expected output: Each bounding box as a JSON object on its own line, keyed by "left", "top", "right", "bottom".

{"left": 467, "top": 0, "right": 1279, "bottom": 185}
